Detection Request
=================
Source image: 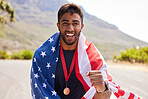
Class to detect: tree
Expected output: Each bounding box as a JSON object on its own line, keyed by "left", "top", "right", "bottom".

{"left": 0, "top": 0, "right": 15, "bottom": 29}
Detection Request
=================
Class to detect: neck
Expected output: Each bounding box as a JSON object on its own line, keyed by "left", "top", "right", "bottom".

{"left": 60, "top": 38, "right": 78, "bottom": 50}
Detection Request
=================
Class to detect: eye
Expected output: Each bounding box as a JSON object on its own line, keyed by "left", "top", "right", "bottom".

{"left": 63, "top": 23, "right": 68, "bottom": 25}
{"left": 73, "top": 23, "right": 78, "bottom": 25}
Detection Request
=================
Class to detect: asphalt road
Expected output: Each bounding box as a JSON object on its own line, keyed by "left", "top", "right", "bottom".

{"left": 0, "top": 60, "right": 32, "bottom": 99}
{"left": 107, "top": 62, "right": 148, "bottom": 99}
{"left": 0, "top": 60, "right": 147, "bottom": 99}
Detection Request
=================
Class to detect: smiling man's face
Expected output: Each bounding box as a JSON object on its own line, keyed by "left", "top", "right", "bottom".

{"left": 57, "top": 12, "right": 84, "bottom": 46}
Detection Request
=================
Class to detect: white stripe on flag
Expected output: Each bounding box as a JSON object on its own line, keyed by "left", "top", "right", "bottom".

{"left": 83, "top": 86, "right": 96, "bottom": 99}
{"left": 78, "top": 33, "right": 92, "bottom": 87}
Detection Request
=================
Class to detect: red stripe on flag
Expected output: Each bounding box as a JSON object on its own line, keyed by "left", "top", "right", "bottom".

{"left": 114, "top": 88, "right": 125, "bottom": 98}
{"left": 85, "top": 40, "right": 103, "bottom": 70}
{"left": 81, "top": 97, "right": 86, "bottom": 99}
{"left": 106, "top": 70, "right": 113, "bottom": 81}
{"left": 128, "top": 93, "right": 135, "bottom": 99}
{"left": 114, "top": 92, "right": 120, "bottom": 98}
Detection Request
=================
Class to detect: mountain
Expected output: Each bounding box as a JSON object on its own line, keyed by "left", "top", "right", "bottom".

{"left": 0, "top": 0, "right": 148, "bottom": 59}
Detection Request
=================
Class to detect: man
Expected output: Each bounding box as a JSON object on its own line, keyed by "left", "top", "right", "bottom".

{"left": 31, "top": 3, "right": 142, "bottom": 99}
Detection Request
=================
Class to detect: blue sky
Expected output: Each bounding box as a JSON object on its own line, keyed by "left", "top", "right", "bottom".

{"left": 68, "top": 0, "right": 148, "bottom": 43}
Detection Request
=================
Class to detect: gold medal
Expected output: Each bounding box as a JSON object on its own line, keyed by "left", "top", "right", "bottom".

{"left": 63, "top": 87, "right": 70, "bottom": 95}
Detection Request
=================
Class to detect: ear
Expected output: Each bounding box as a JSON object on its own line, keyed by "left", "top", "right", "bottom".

{"left": 57, "top": 23, "right": 60, "bottom": 31}
{"left": 81, "top": 23, "right": 84, "bottom": 30}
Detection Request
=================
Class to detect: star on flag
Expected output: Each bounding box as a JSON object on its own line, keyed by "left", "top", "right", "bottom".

{"left": 51, "top": 46, "right": 56, "bottom": 52}
{"left": 46, "top": 63, "right": 51, "bottom": 69}
{"left": 48, "top": 37, "right": 54, "bottom": 43}
{"left": 45, "top": 97, "right": 49, "bottom": 99}
{"left": 51, "top": 90, "right": 57, "bottom": 96}
{"left": 38, "top": 67, "right": 42, "bottom": 72}
{"left": 33, "top": 58, "right": 36, "bottom": 62}
{"left": 34, "top": 83, "right": 38, "bottom": 88}
{"left": 52, "top": 73, "right": 55, "bottom": 78}
{"left": 34, "top": 73, "right": 39, "bottom": 79}
{"left": 56, "top": 57, "right": 58, "bottom": 62}
{"left": 41, "top": 51, "right": 46, "bottom": 57}
{"left": 42, "top": 83, "right": 47, "bottom": 88}
{"left": 33, "top": 93, "right": 35, "bottom": 99}
{"left": 32, "top": 67, "right": 34, "bottom": 72}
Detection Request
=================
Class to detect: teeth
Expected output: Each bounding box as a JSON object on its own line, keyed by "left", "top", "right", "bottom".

{"left": 66, "top": 34, "right": 74, "bottom": 36}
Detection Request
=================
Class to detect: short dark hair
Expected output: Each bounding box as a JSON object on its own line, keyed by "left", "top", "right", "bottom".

{"left": 58, "top": 3, "right": 83, "bottom": 24}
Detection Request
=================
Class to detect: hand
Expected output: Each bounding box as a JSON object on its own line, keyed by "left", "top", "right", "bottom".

{"left": 86, "top": 70, "right": 106, "bottom": 92}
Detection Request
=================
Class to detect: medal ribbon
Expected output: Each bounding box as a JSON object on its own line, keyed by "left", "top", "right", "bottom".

{"left": 60, "top": 45, "right": 76, "bottom": 82}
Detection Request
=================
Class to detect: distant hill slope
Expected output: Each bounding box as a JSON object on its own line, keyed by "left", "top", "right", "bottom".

{"left": 0, "top": 0, "right": 147, "bottom": 59}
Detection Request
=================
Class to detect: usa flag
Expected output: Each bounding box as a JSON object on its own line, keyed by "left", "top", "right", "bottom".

{"left": 30, "top": 32, "right": 142, "bottom": 99}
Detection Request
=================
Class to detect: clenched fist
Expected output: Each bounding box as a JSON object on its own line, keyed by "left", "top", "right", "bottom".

{"left": 86, "top": 70, "right": 106, "bottom": 93}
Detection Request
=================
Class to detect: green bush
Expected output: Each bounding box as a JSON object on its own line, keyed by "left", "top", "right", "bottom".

{"left": 11, "top": 52, "right": 23, "bottom": 59}
{"left": 0, "top": 50, "right": 9, "bottom": 59}
{"left": 0, "top": 49, "right": 33, "bottom": 60}
{"left": 21, "top": 50, "right": 33, "bottom": 59}
{"left": 10, "top": 50, "right": 33, "bottom": 60}
{"left": 114, "top": 46, "right": 148, "bottom": 63}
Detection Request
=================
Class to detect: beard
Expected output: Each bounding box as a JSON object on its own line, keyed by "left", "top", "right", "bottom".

{"left": 60, "top": 30, "right": 81, "bottom": 45}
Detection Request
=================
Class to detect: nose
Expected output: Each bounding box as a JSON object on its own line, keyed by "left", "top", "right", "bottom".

{"left": 67, "top": 24, "right": 74, "bottom": 31}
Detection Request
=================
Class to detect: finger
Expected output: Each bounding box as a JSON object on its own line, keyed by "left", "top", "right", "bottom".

{"left": 86, "top": 72, "right": 90, "bottom": 76}
{"left": 91, "top": 79, "right": 104, "bottom": 86}
{"left": 90, "top": 76, "right": 104, "bottom": 85}
{"left": 89, "top": 70, "right": 102, "bottom": 75}
{"left": 92, "top": 81, "right": 104, "bottom": 87}
{"left": 89, "top": 73, "right": 103, "bottom": 79}
{"left": 86, "top": 70, "right": 102, "bottom": 76}
{"left": 90, "top": 77, "right": 104, "bottom": 83}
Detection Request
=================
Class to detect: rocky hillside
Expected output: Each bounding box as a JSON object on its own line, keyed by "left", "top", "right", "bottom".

{"left": 0, "top": 0, "right": 147, "bottom": 59}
